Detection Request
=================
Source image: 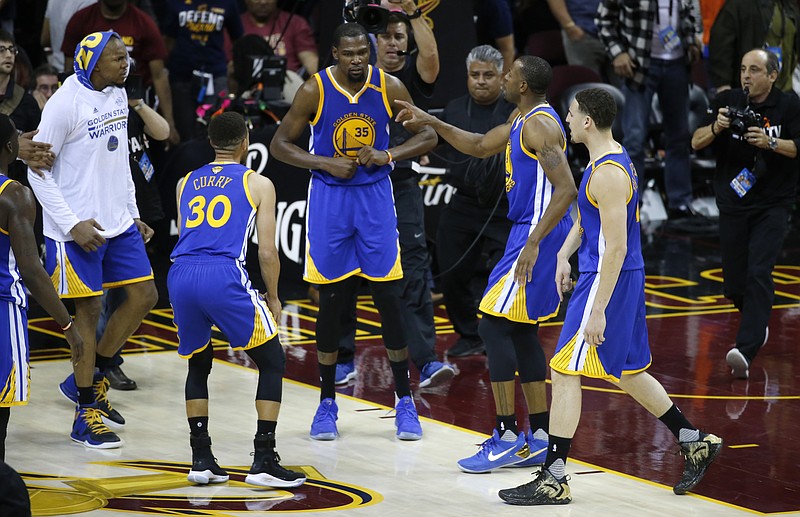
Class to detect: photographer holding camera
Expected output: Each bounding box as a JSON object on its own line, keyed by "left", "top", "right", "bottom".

{"left": 692, "top": 48, "right": 800, "bottom": 380}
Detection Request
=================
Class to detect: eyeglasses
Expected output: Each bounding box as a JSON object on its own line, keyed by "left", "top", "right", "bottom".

{"left": 0, "top": 45, "right": 18, "bottom": 55}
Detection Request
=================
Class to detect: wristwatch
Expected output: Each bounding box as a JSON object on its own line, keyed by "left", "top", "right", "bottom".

{"left": 768, "top": 136, "right": 778, "bottom": 151}
{"left": 406, "top": 8, "right": 422, "bottom": 19}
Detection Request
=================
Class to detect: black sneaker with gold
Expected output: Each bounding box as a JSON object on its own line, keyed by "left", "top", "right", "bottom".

{"left": 245, "top": 433, "right": 306, "bottom": 488}
{"left": 498, "top": 468, "right": 572, "bottom": 505}
{"left": 93, "top": 374, "right": 125, "bottom": 429}
{"left": 674, "top": 433, "right": 722, "bottom": 495}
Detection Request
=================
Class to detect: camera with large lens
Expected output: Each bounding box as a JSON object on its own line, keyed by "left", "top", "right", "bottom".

{"left": 344, "top": 0, "right": 391, "bottom": 34}
{"left": 726, "top": 87, "right": 763, "bottom": 137}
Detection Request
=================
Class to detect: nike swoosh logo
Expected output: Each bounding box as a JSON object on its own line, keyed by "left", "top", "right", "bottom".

{"left": 488, "top": 446, "right": 518, "bottom": 462}
{"left": 414, "top": 232, "right": 423, "bottom": 238}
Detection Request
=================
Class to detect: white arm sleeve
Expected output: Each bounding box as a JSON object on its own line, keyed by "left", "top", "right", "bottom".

{"left": 27, "top": 99, "right": 81, "bottom": 236}
{"left": 126, "top": 162, "right": 140, "bottom": 220}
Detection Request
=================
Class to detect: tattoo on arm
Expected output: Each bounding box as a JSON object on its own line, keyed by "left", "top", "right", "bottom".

{"left": 538, "top": 142, "right": 566, "bottom": 172}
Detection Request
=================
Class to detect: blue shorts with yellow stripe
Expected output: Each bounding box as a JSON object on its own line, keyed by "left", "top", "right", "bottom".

{"left": 45, "top": 223, "right": 153, "bottom": 298}
{"left": 479, "top": 216, "right": 570, "bottom": 323}
{"left": 0, "top": 301, "right": 29, "bottom": 406}
{"left": 550, "top": 268, "right": 652, "bottom": 381}
{"left": 304, "top": 176, "right": 402, "bottom": 283}
{"left": 168, "top": 257, "right": 278, "bottom": 358}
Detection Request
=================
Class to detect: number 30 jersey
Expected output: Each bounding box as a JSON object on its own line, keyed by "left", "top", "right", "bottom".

{"left": 171, "top": 162, "right": 257, "bottom": 262}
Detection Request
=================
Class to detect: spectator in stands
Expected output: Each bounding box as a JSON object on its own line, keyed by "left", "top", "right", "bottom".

{"left": 546, "top": 0, "right": 617, "bottom": 83}
{"left": 225, "top": 0, "right": 319, "bottom": 76}
{"left": 436, "top": 45, "right": 514, "bottom": 358}
{"left": 473, "top": 0, "right": 515, "bottom": 73}
{"left": 597, "top": 0, "right": 702, "bottom": 219}
{"left": 41, "top": 0, "right": 97, "bottom": 74}
{"left": 31, "top": 64, "right": 59, "bottom": 111}
{"left": 62, "top": 0, "right": 180, "bottom": 145}
{"left": 709, "top": 0, "right": 800, "bottom": 93}
{"left": 164, "top": 0, "right": 243, "bottom": 141}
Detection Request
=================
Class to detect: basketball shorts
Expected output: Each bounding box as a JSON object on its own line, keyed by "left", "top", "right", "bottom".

{"left": 304, "top": 176, "right": 402, "bottom": 283}
{"left": 45, "top": 223, "right": 153, "bottom": 298}
{"left": 0, "top": 301, "right": 29, "bottom": 406}
{"left": 550, "top": 268, "right": 652, "bottom": 381}
{"left": 479, "top": 216, "right": 571, "bottom": 323}
{"left": 168, "top": 257, "right": 279, "bottom": 358}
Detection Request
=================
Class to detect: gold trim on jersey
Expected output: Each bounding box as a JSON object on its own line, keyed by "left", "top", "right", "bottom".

{"left": 326, "top": 65, "right": 374, "bottom": 104}
{"left": 311, "top": 73, "right": 324, "bottom": 126}
{"left": 479, "top": 270, "right": 560, "bottom": 324}
{"left": 244, "top": 302, "right": 278, "bottom": 349}
{"left": 519, "top": 105, "right": 567, "bottom": 160}
{"left": 0, "top": 359, "right": 29, "bottom": 407}
{"left": 103, "top": 273, "right": 155, "bottom": 289}
{"left": 178, "top": 339, "right": 211, "bottom": 360}
{"left": 585, "top": 156, "right": 632, "bottom": 208}
{"left": 0, "top": 178, "right": 14, "bottom": 234}
{"left": 550, "top": 331, "right": 615, "bottom": 380}
{"left": 379, "top": 68, "right": 393, "bottom": 118}
{"left": 50, "top": 250, "right": 101, "bottom": 298}
{"left": 243, "top": 169, "right": 257, "bottom": 209}
{"left": 303, "top": 240, "right": 403, "bottom": 284}
{"left": 177, "top": 171, "right": 192, "bottom": 208}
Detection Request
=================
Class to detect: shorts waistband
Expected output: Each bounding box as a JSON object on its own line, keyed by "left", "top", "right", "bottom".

{"left": 172, "top": 256, "right": 240, "bottom": 266}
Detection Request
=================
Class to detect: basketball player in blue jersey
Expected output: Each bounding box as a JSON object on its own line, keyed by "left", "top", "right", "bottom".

{"left": 0, "top": 115, "right": 84, "bottom": 461}
{"left": 397, "top": 56, "right": 576, "bottom": 473}
{"left": 170, "top": 112, "right": 305, "bottom": 489}
{"left": 271, "top": 23, "right": 436, "bottom": 441}
{"left": 498, "top": 89, "right": 722, "bottom": 505}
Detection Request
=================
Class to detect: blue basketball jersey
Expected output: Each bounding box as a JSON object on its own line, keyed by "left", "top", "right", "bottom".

{"left": 310, "top": 65, "right": 393, "bottom": 186}
{"left": 505, "top": 103, "right": 570, "bottom": 224}
{"left": 0, "top": 177, "right": 26, "bottom": 309}
{"left": 576, "top": 146, "right": 644, "bottom": 273}
{"left": 172, "top": 162, "right": 256, "bottom": 262}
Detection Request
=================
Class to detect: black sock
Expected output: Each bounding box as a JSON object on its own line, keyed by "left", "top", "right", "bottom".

{"left": 545, "top": 435, "right": 572, "bottom": 481}
{"left": 257, "top": 420, "right": 277, "bottom": 435}
{"left": 188, "top": 416, "right": 209, "bottom": 437}
{"left": 658, "top": 404, "right": 699, "bottom": 442}
{"left": 95, "top": 354, "right": 113, "bottom": 373}
{"left": 319, "top": 363, "right": 336, "bottom": 401}
{"left": 529, "top": 411, "right": 549, "bottom": 434}
{"left": 389, "top": 359, "right": 410, "bottom": 398}
{"left": 496, "top": 414, "right": 518, "bottom": 436}
{"left": 78, "top": 386, "right": 94, "bottom": 406}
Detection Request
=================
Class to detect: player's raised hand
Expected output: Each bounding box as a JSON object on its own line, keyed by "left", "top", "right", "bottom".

{"left": 395, "top": 99, "right": 434, "bottom": 132}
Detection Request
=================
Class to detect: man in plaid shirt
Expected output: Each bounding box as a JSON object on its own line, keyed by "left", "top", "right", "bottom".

{"left": 596, "top": 0, "right": 702, "bottom": 219}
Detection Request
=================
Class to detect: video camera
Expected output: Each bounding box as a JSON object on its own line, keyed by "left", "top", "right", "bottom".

{"left": 726, "top": 87, "right": 763, "bottom": 137}
{"left": 344, "top": 0, "right": 392, "bottom": 34}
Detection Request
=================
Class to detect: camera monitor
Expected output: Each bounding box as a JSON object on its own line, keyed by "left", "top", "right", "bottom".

{"left": 249, "top": 54, "right": 287, "bottom": 101}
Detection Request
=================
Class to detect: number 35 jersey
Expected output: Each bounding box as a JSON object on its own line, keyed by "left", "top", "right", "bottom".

{"left": 171, "top": 162, "right": 257, "bottom": 262}
{"left": 309, "top": 65, "right": 393, "bottom": 186}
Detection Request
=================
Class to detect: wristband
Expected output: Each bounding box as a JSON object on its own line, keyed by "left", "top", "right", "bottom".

{"left": 385, "top": 150, "right": 393, "bottom": 164}
{"left": 710, "top": 122, "right": 718, "bottom": 136}
{"left": 133, "top": 100, "right": 144, "bottom": 111}
{"left": 61, "top": 318, "right": 73, "bottom": 331}
{"left": 406, "top": 8, "right": 422, "bottom": 19}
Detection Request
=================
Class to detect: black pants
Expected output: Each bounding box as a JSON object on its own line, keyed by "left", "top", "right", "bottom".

{"left": 719, "top": 205, "right": 789, "bottom": 362}
{"left": 338, "top": 179, "right": 436, "bottom": 370}
{"left": 436, "top": 200, "right": 511, "bottom": 343}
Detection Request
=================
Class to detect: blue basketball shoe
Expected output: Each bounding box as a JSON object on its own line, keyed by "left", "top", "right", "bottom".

{"left": 419, "top": 361, "right": 455, "bottom": 388}
{"left": 505, "top": 429, "right": 548, "bottom": 468}
{"left": 457, "top": 430, "right": 529, "bottom": 473}
{"left": 60, "top": 371, "right": 125, "bottom": 429}
{"left": 395, "top": 396, "right": 422, "bottom": 440}
{"left": 310, "top": 398, "right": 339, "bottom": 440}
{"left": 335, "top": 362, "right": 357, "bottom": 385}
{"left": 71, "top": 403, "right": 123, "bottom": 449}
